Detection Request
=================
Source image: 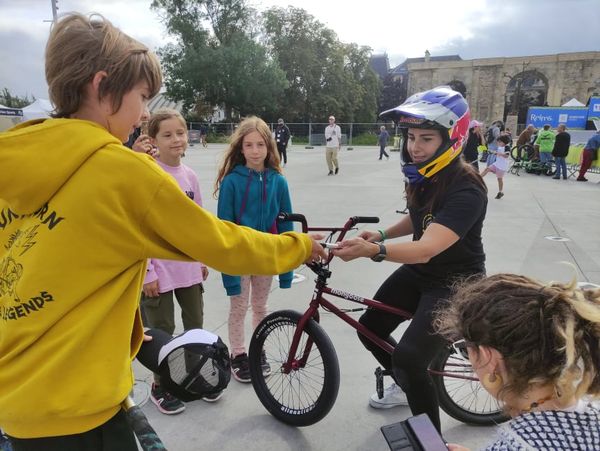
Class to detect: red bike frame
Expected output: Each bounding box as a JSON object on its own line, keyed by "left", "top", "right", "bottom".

{"left": 280, "top": 214, "right": 477, "bottom": 382}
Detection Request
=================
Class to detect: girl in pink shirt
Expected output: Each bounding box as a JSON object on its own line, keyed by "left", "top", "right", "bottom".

{"left": 142, "top": 109, "right": 214, "bottom": 414}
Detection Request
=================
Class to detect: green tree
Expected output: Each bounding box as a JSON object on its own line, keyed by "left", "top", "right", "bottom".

{"left": 152, "top": 0, "right": 286, "bottom": 120}
{"left": 379, "top": 74, "right": 406, "bottom": 113}
{"left": 261, "top": 7, "right": 380, "bottom": 123}
{"left": 262, "top": 7, "right": 337, "bottom": 122}
{"left": 339, "top": 43, "right": 380, "bottom": 122}
{"left": 0, "top": 88, "right": 35, "bottom": 108}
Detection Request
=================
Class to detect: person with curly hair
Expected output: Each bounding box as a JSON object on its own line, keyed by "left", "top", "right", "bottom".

{"left": 437, "top": 273, "right": 600, "bottom": 450}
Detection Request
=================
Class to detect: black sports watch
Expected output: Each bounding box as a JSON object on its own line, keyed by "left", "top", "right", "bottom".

{"left": 370, "top": 243, "right": 387, "bottom": 262}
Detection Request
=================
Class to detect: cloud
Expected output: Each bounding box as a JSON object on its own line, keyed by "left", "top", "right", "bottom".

{"left": 0, "top": 0, "right": 597, "bottom": 98}
{"left": 0, "top": 29, "right": 48, "bottom": 98}
{"left": 434, "top": 0, "right": 599, "bottom": 59}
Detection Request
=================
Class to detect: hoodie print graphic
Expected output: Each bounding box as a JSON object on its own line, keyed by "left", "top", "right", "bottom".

{"left": 1, "top": 203, "right": 64, "bottom": 320}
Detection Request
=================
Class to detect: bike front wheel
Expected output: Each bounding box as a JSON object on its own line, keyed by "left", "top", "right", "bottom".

{"left": 248, "top": 310, "right": 340, "bottom": 427}
{"left": 429, "top": 346, "right": 508, "bottom": 426}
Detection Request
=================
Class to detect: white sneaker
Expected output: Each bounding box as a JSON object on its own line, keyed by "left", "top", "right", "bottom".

{"left": 369, "top": 383, "right": 409, "bottom": 409}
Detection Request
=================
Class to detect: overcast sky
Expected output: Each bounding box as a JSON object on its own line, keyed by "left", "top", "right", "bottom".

{"left": 1, "top": 0, "right": 598, "bottom": 99}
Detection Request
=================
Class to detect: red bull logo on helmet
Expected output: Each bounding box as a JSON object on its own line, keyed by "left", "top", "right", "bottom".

{"left": 448, "top": 111, "right": 469, "bottom": 156}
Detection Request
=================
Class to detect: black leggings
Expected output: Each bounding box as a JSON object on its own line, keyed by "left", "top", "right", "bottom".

{"left": 278, "top": 145, "right": 287, "bottom": 164}
{"left": 358, "top": 265, "right": 449, "bottom": 431}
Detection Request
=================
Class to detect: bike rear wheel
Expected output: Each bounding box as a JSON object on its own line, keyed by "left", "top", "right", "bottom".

{"left": 248, "top": 310, "right": 340, "bottom": 426}
{"left": 429, "top": 346, "right": 508, "bottom": 426}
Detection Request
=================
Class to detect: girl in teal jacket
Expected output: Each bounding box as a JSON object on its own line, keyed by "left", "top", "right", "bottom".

{"left": 215, "top": 116, "right": 293, "bottom": 383}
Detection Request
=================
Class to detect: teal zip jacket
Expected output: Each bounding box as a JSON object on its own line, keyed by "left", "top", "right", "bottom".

{"left": 217, "top": 165, "right": 294, "bottom": 295}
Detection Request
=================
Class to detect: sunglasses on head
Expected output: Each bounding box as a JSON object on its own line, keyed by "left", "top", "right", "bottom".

{"left": 452, "top": 338, "right": 474, "bottom": 359}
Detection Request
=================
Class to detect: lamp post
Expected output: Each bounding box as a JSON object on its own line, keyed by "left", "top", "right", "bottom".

{"left": 511, "top": 61, "right": 530, "bottom": 117}
{"left": 44, "top": 0, "right": 58, "bottom": 24}
{"left": 51, "top": 0, "right": 58, "bottom": 21}
{"left": 503, "top": 61, "right": 529, "bottom": 133}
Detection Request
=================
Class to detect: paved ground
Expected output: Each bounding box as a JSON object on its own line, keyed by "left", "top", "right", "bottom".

{"left": 132, "top": 143, "right": 600, "bottom": 450}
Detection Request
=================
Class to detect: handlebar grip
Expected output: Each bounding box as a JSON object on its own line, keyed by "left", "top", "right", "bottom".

{"left": 277, "top": 212, "right": 308, "bottom": 233}
{"left": 278, "top": 212, "right": 306, "bottom": 223}
{"left": 352, "top": 216, "right": 380, "bottom": 224}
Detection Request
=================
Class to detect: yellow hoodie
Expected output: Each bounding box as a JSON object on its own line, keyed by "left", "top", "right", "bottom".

{"left": 0, "top": 119, "right": 311, "bottom": 438}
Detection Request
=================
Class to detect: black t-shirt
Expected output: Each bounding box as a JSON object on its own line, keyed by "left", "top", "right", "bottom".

{"left": 463, "top": 130, "right": 480, "bottom": 162}
{"left": 408, "top": 176, "right": 487, "bottom": 285}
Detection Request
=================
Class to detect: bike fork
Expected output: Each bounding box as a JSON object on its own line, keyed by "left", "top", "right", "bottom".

{"left": 282, "top": 305, "right": 320, "bottom": 374}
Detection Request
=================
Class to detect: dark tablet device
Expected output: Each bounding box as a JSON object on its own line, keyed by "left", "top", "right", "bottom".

{"left": 381, "top": 414, "right": 448, "bottom": 451}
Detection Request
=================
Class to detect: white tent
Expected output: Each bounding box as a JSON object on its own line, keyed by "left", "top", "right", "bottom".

{"left": 561, "top": 98, "right": 585, "bottom": 107}
{"left": 22, "top": 98, "right": 54, "bottom": 120}
{"left": 0, "top": 105, "right": 24, "bottom": 131}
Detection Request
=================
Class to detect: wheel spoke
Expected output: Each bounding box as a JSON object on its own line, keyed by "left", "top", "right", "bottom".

{"left": 433, "top": 347, "right": 507, "bottom": 425}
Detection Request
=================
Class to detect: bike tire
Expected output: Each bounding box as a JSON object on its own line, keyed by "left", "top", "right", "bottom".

{"left": 511, "top": 144, "right": 534, "bottom": 162}
{"left": 429, "top": 346, "right": 508, "bottom": 426}
{"left": 510, "top": 145, "right": 521, "bottom": 162}
{"left": 248, "top": 310, "right": 340, "bottom": 427}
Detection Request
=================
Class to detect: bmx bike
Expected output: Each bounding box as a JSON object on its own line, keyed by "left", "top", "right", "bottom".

{"left": 510, "top": 143, "right": 555, "bottom": 176}
{"left": 248, "top": 213, "right": 507, "bottom": 427}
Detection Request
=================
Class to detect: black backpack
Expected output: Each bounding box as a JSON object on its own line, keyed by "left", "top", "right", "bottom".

{"left": 486, "top": 127, "right": 496, "bottom": 144}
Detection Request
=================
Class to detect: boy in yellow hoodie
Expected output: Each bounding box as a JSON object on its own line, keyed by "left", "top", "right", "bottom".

{"left": 0, "top": 13, "right": 325, "bottom": 450}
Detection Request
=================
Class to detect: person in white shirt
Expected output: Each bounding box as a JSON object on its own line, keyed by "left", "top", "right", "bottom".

{"left": 324, "top": 115, "right": 342, "bottom": 175}
{"left": 480, "top": 134, "right": 510, "bottom": 199}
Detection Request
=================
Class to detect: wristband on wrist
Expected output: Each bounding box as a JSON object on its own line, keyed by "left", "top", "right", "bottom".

{"left": 378, "top": 229, "right": 387, "bottom": 241}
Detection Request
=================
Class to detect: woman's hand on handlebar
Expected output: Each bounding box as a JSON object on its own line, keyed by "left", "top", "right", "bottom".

{"left": 305, "top": 234, "right": 328, "bottom": 263}
{"left": 332, "top": 237, "right": 379, "bottom": 262}
{"left": 358, "top": 230, "right": 381, "bottom": 242}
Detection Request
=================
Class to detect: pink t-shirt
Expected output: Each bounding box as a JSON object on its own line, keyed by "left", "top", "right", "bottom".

{"left": 144, "top": 160, "right": 206, "bottom": 293}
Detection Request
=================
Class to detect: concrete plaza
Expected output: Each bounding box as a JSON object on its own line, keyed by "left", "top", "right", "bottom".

{"left": 132, "top": 142, "right": 600, "bottom": 451}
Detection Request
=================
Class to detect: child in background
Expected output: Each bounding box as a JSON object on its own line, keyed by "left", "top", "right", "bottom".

{"left": 214, "top": 116, "right": 293, "bottom": 383}
{"left": 481, "top": 134, "right": 511, "bottom": 199}
{"left": 141, "top": 109, "right": 216, "bottom": 414}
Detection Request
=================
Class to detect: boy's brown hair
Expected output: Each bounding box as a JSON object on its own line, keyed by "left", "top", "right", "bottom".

{"left": 147, "top": 109, "right": 187, "bottom": 139}
{"left": 46, "top": 13, "right": 162, "bottom": 118}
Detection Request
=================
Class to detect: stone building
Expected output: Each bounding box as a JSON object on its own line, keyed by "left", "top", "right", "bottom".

{"left": 404, "top": 51, "right": 600, "bottom": 128}
{"left": 371, "top": 51, "right": 600, "bottom": 129}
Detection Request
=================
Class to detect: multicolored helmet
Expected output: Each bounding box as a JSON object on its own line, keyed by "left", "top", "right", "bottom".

{"left": 380, "top": 86, "right": 470, "bottom": 184}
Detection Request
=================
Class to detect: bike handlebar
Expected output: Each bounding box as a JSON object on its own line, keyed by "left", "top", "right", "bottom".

{"left": 351, "top": 216, "right": 379, "bottom": 224}
{"left": 277, "top": 213, "right": 380, "bottom": 237}
{"left": 277, "top": 212, "right": 380, "bottom": 271}
{"left": 277, "top": 212, "right": 308, "bottom": 232}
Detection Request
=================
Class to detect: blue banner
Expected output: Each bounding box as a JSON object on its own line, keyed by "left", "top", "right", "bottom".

{"left": 588, "top": 97, "right": 600, "bottom": 121}
{"left": 526, "top": 107, "right": 588, "bottom": 129}
{"left": 0, "top": 108, "right": 23, "bottom": 117}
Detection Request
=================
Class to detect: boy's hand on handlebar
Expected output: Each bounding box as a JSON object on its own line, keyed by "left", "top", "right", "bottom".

{"left": 332, "top": 237, "right": 379, "bottom": 261}
{"left": 358, "top": 230, "right": 381, "bottom": 242}
{"left": 305, "top": 234, "right": 328, "bottom": 263}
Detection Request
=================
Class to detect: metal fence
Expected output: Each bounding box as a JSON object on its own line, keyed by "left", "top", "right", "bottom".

{"left": 188, "top": 122, "right": 401, "bottom": 146}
